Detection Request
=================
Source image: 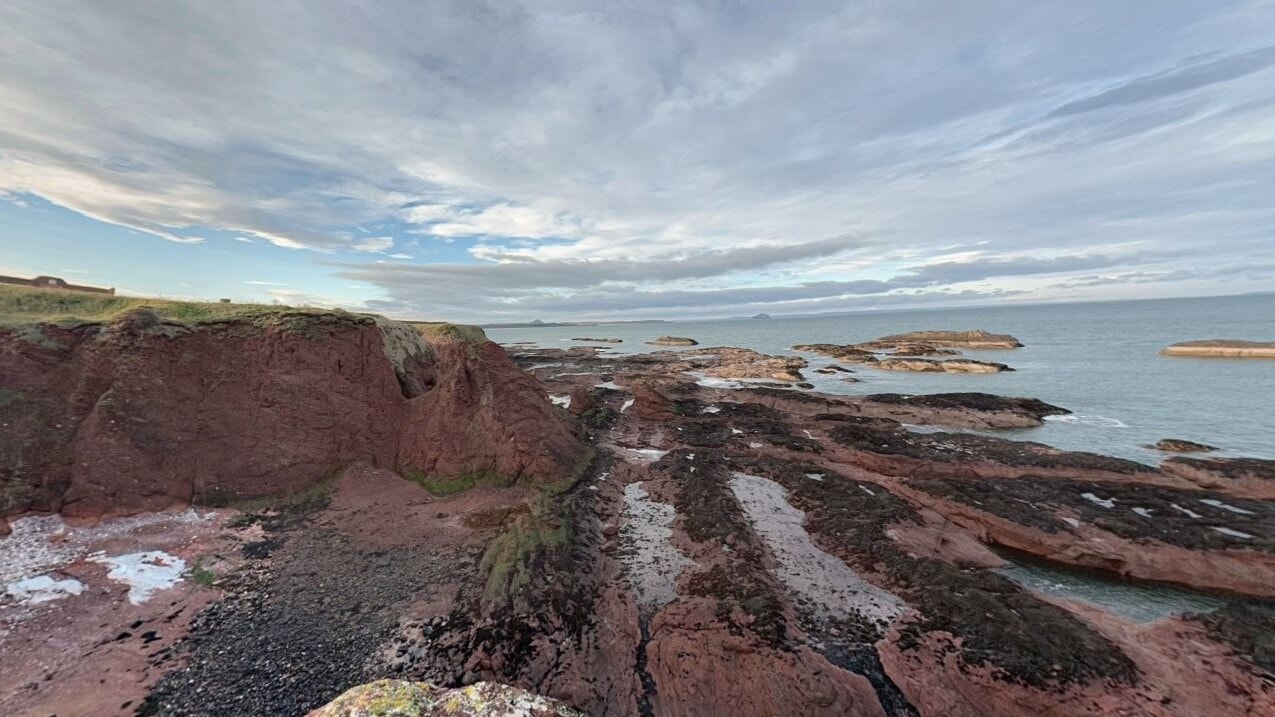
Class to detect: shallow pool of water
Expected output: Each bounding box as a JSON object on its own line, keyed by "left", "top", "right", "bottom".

{"left": 996, "top": 552, "right": 1226, "bottom": 623}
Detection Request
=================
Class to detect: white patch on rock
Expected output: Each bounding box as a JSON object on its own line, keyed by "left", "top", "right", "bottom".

{"left": 694, "top": 375, "right": 744, "bottom": 389}
{"left": 748, "top": 442, "right": 764, "bottom": 449}
{"left": 803, "top": 429, "right": 815, "bottom": 439}
{"left": 620, "top": 398, "right": 635, "bottom": 413}
{"left": 1043, "top": 414, "right": 1129, "bottom": 428}
{"left": 804, "top": 473, "right": 824, "bottom": 482}
{"left": 1081, "top": 492, "right": 1116, "bottom": 509}
{"left": 1199, "top": 499, "right": 1255, "bottom": 516}
{"left": 5, "top": 575, "right": 85, "bottom": 605}
{"left": 1170, "top": 503, "right": 1203, "bottom": 519}
{"left": 701, "top": 405, "right": 721, "bottom": 414}
{"left": 549, "top": 394, "right": 571, "bottom": 408}
{"left": 1063, "top": 517, "right": 1081, "bottom": 529}
{"left": 1212, "top": 526, "right": 1254, "bottom": 539}
{"left": 858, "top": 485, "right": 876, "bottom": 496}
{"left": 1132, "top": 507, "right": 1154, "bottom": 518}
{"left": 595, "top": 381, "right": 625, "bottom": 391}
{"left": 729, "top": 472, "right": 905, "bottom": 624}
{"left": 617, "top": 447, "right": 668, "bottom": 463}
{"left": 89, "top": 551, "right": 186, "bottom": 605}
{"left": 731, "top": 427, "right": 743, "bottom": 435}
{"left": 619, "top": 483, "right": 694, "bottom": 609}
{"left": 0, "top": 511, "right": 206, "bottom": 586}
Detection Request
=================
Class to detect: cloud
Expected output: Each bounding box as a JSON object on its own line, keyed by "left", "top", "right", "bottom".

{"left": 2, "top": 1, "right": 1274, "bottom": 318}
{"left": 352, "top": 236, "right": 394, "bottom": 253}
{"left": 1046, "top": 45, "right": 1275, "bottom": 119}
{"left": 344, "top": 248, "right": 1159, "bottom": 320}
{"left": 335, "top": 234, "right": 870, "bottom": 295}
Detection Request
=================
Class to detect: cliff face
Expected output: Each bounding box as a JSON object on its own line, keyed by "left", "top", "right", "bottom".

{"left": 0, "top": 309, "right": 583, "bottom": 525}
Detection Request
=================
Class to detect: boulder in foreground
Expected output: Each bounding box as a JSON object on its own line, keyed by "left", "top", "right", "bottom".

{"left": 1161, "top": 340, "right": 1275, "bottom": 358}
{"left": 646, "top": 335, "right": 699, "bottom": 346}
{"left": 308, "top": 680, "right": 583, "bottom": 717}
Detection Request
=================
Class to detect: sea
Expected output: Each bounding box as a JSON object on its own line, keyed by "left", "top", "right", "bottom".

{"left": 489, "top": 293, "right": 1275, "bottom": 463}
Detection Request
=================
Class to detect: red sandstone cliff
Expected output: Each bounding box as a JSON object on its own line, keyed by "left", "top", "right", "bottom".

{"left": 0, "top": 309, "right": 583, "bottom": 527}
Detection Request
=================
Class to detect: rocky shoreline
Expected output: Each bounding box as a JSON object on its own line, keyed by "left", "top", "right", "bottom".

{"left": 792, "top": 329, "right": 1020, "bottom": 372}
{"left": 2, "top": 317, "right": 1273, "bottom": 716}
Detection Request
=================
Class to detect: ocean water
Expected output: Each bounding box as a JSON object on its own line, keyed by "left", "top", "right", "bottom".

{"left": 489, "top": 293, "right": 1275, "bottom": 462}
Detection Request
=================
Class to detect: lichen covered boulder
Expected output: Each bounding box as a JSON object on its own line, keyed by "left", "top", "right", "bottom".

{"left": 307, "top": 680, "right": 583, "bottom": 717}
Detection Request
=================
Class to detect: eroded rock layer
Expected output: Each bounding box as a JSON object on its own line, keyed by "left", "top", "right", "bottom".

{"left": 0, "top": 311, "right": 584, "bottom": 525}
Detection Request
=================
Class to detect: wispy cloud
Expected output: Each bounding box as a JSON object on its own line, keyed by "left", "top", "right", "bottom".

{"left": 351, "top": 236, "right": 394, "bottom": 253}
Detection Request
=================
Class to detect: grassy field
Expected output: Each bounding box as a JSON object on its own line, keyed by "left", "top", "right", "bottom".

{"left": 0, "top": 284, "right": 339, "bottom": 327}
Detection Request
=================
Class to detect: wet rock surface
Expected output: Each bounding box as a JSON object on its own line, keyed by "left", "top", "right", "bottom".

{"left": 876, "top": 358, "right": 1012, "bottom": 373}
{"left": 911, "top": 476, "right": 1275, "bottom": 552}
{"left": 825, "top": 415, "right": 1157, "bottom": 479}
{"left": 1161, "top": 456, "right": 1275, "bottom": 499}
{"left": 1150, "top": 438, "right": 1217, "bottom": 453}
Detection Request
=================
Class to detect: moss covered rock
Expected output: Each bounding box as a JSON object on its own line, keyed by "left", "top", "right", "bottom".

{"left": 308, "top": 679, "right": 583, "bottom": 717}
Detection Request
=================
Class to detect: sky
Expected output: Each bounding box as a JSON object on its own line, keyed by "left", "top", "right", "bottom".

{"left": 2, "top": 1, "right": 1274, "bottom": 322}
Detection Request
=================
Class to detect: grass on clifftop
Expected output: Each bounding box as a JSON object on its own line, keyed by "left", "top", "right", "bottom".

{"left": 1, "top": 287, "right": 490, "bottom": 345}
{"left": 407, "top": 321, "right": 488, "bottom": 344}
{"left": 0, "top": 284, "right": 345, "bottom": 327}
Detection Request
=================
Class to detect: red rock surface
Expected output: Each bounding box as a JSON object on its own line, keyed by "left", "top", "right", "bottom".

{"left": 647, "top": 600, "right": 887, "bottom": 717}
{"left": 877, "top": 609, "right": 1275, "bottom": 716}
{"left": 894, "top": 483, "right": 1275, "bottom": 597}
{"left": 0, "top": 312, "right": 583, "bottom": 525}
{"left": 1161, "top": 456, "right": 1275, "bottom": 500}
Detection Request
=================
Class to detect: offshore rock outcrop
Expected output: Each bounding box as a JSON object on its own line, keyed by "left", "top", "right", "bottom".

{"left": 876, "top": 358, "right": 1012, "bottom": 373}
{"left": 794, "top": 340, "right": 1014, "bottom": 371}
{"left": 0, "top": 310, "right": 584, "bottom": 528}
{"left": 868, "top": 330, "right": 1023, "bottom": 349}
{"left": 1150, "top": 438, "right": 1217, "bottom": 453}
{"left": 1161, "top": 339, "right": 1275, "bottom": 358}
{"left": 645, "top": 336, "right": 698, "bottom": 346}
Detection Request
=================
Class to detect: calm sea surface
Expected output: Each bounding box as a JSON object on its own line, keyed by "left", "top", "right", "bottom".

{"left": 489, "top": 293, "right": 1275, "bottom": 462}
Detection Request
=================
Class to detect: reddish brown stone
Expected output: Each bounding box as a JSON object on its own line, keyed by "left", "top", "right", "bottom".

{"left": 0, "top": 313, "right": 584, "bottom": 524}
